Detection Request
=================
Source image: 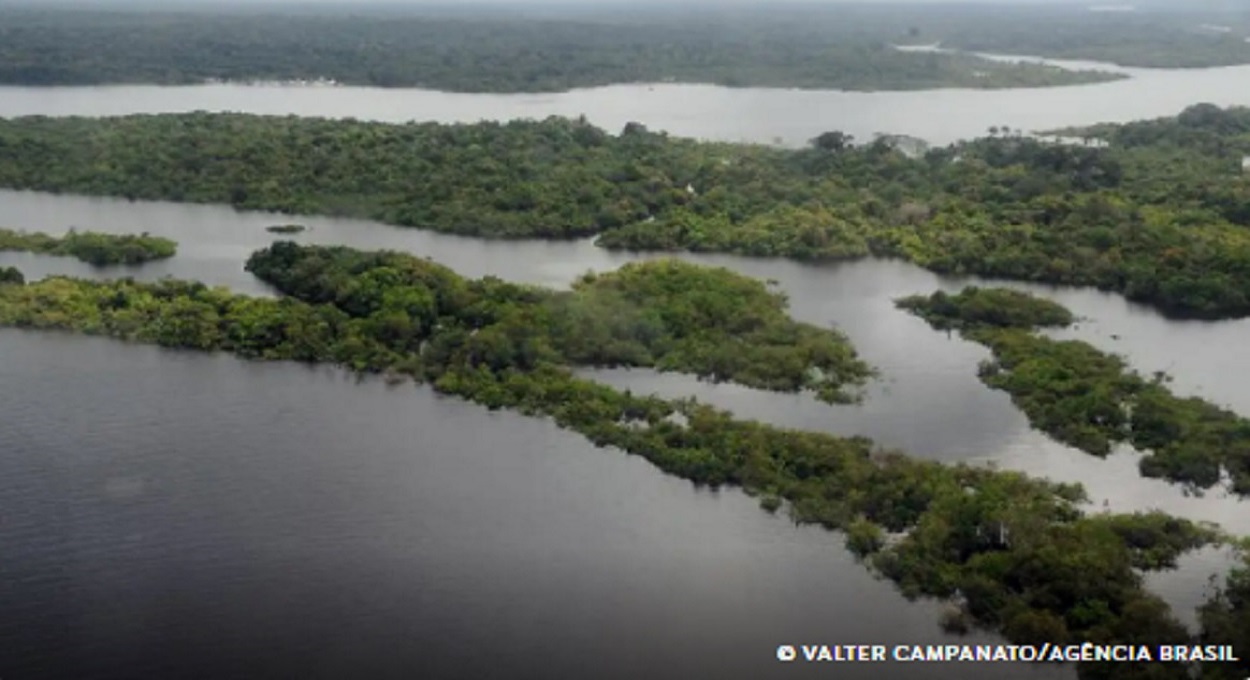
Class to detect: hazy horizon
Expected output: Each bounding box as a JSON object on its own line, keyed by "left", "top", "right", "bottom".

{"left": 0, "top": 0, "right": 1226, "bottom": 6}
{"left": 2, "top": 0, "right": 1243, "bottom": 17}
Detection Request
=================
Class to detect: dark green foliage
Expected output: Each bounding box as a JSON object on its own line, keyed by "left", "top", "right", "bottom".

{"left": 0, "top": 244, "right": 1220, "bottom": 677}
{"left": 564, "top": 262, "right": 872, "bottom": 401}
{"left": 902, "top": 287, "right": 1250, "bottom": 494}
{"left": 241, "top": 243, "right": 873, "bottom": 402}
{"left": 0, "top": 228, "right": 176, "bottom": 265}
{"left": 1097, "top": 512, "right": 1222, "bottom": 570}
{"left": 896, "top": 287, "right": 1074, "bottom": 331}
{"left": 4, "top": 108, "right": 1250, "bottom": 317}
{"left": 0, "top": 114, "right": 700, "bottom": 238}
{"left": 1200, "top": 550, "right": 1250, "bottom": 680}
{"left": 0, "top": 266, "right": 23, "bottom": 285}
{"left": 0, "top": 7, "right": 1120, "bottom": 92}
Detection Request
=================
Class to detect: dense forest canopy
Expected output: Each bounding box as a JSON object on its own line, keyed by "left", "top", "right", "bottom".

{"left": 0, "top": 6, "right": 1123, "bottom": 91}
{"left": 0, "top": 245, "right": 1232, "bottom": 679}
{"left": 0, "top": 5, "right": 1246, "bottom": 92}
{"left": 1053, "top": 103, "right": 1250, "bottom": 151}
{"left": 0, "top": 228, "right": 176, "bottom": 265}
{"left": 896, "top": 286, "right": 1075, "bottom": 331}
{"left": 900, "top": 287, "right": 1250, "bottom": 495}
{"left": 242, "top": 244, "right": 875, "bottom": 402}
{"left": 0, "top": 241, "right": 871, "bottom": 400}
{"left": 3, "top": 106, "right": 1250, "bottom": 317}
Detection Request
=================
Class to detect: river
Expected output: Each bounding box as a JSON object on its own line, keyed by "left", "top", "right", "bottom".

{"left": 0, "top": 187, "right": 1244, "bottom": 678}
{"left": 3, "top": 65, "right": 1250, "bottom": 678}
{"left": 7, "top": 330, "right": 1080, "bottom": 680}
{"left": 1, "top": 58, "right": 1250, "bottom": 147}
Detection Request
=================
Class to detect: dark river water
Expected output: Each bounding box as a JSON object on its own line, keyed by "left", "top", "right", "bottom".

{"left": 3, "top": 67, "right": 1250, "bottom": 678}
{"left": 0, "top": 331, "right": 1073, "bottom": 680}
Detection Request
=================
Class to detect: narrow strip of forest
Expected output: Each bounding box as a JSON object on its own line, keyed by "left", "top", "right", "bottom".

{"left": 898, "top": 287, "right": 1250, "bottom": 495}
{"left": 0, "top": 228, "right": 176, "bottom": 265}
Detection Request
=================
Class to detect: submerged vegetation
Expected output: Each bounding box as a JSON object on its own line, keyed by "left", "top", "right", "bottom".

{"left": 899, "top": 287, "right": 1250, "bottom": 495}
{"left": 0, "top": 7, "right": 1120, "bottom": 92}
{"left": 0, "top": 245, "right": 1227, "bottom": 679}
{"left": 0, "top": 228, "right": 176, "bottom": 265}
{"left": 2, "top": 105, "right": 1250, "bottom": 317}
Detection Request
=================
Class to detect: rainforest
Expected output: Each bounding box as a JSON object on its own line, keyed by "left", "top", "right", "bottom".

{"left": 5, "top": 7, "right": 1250, "bottom": 675}
{"left": 5, "top": 5, "right": 1250, "bottom": 92}
{"left": 899, "top": 287, "right": 1250, "bottom": 495}
{"left": 0, "top": 245, "right": 1238, "bottom": 680}
{"left": 0, "top": 106, "right": 1249, "bottom": 318}
{"left": 0, "top": 6, "right": 1123, "bottom": 92}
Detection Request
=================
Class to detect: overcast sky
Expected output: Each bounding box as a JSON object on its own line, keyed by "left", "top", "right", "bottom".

{"left": 0, "top": 0, "right": 1184, "bottom": 4}
{"left": 0, "top": 0, "right": 1221, "bottom": 11}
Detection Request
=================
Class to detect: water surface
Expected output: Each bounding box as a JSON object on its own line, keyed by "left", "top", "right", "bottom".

{"left": 0, "top": 330, "right": 1070, "bottom": 680}
{"left": 2, "top": 188, "right": 1246, "bottom": 629}
{"left": 3, "top": 58, "right": 1250, "bottom": 146}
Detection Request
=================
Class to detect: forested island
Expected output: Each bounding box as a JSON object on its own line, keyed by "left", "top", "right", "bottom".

{"left": 2, "top": 106, "right": 1250, "bottom": 318}
{"left": 895, "top": 287, "right": 1075, "bottom": 331}
{"left": 898, "top": 287, "right": 1250, "bottom": 495}
{"left": 0, "top": 243, "right": 1238, "bottom": 679}
{"left": 0, "top": 228, "right": 176, "bottom": 265}
{"left": 0, "top": 6, "right": 1122, "bottom": 92}
{"left": 0, "top": 244, "right": 872, "bottom": 403}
